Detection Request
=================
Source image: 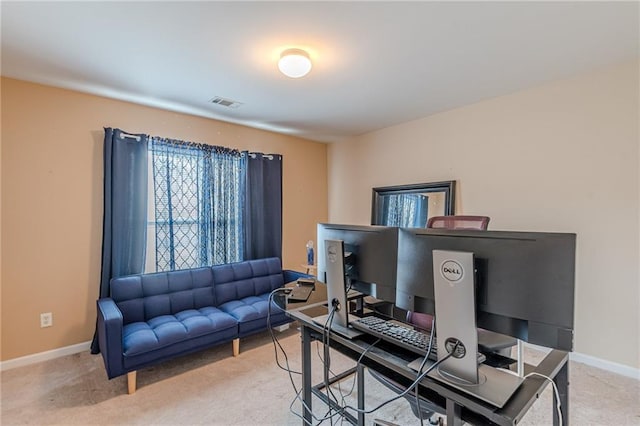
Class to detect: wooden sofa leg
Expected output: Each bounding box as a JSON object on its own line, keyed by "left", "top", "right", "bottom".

{"left": 127, "top": 371, "right": 137, "bottom": 394}
{"left": 233, "top": 338, "right": 240, "bottom": 357}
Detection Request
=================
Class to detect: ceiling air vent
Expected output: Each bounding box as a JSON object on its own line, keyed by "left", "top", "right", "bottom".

{"left": 209, "top": 96, "right": 243, "bottom": 109}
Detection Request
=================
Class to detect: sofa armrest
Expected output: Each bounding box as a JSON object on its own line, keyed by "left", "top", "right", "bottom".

{"left": 97, "top": 298, "right": 125, "bottom": 378}
{"left": 283, "top": 269, "right": 313, "bottom": 283}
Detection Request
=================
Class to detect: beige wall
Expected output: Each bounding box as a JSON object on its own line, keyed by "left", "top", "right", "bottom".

{"left": 1, "top": 78, "right": 328, "bottom": 360}
{"left": 328, "top": 61, "right": 639, "bottom": 369}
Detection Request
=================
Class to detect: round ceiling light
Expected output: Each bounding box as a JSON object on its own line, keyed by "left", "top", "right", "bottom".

{"left": 278, "top": 48, "right": 312, "bottom": 78}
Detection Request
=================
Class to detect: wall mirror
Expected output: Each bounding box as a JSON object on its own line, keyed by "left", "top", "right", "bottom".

{"left": 371, "top": 181, "right": 456, "bottom": 227}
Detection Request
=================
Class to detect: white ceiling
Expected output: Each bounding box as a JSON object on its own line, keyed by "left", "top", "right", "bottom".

{"left": 2, "top": 1, "right": 638, "bottom": 143}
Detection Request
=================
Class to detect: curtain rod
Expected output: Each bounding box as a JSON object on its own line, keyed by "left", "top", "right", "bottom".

{"left": 116, "top": 132, "right": 276, "bottom": 159}
{"left": 119, "top": 132, "right": 142, "bottom": 141}
{"left": 248, "top": 153, "right": 275, "bottom": 160}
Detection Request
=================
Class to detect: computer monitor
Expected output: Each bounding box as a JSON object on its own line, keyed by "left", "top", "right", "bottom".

{"left": 313, "top": 238, "right": 364, "bottom": 340}
{"left": 317, "top": 223, "right": 399, "bottom": 304}
{"left": 324, "top": 239, "right": 350, "bottom": 328}
{"left": 396, "top": 228, "right": 576, "bottom": 351}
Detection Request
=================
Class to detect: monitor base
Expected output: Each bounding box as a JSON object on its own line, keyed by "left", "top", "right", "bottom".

{"left": 427, "top": 364, "right": 523, "bottom": 408}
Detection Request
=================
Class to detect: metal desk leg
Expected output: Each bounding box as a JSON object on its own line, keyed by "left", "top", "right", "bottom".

{"left": 446, "top": 399, "right": 463, "bottom": 426}
{"left": 554, "top": 361, "right": 569, "bottom": 426}
{"left": 302, "top": 325, "right": 313, "bottom": 426}
{"left": 357, "top": 363, "right": 365, "bottom": 425}
{"left": 517, "top": 339, "right": 524, "bottom": 377}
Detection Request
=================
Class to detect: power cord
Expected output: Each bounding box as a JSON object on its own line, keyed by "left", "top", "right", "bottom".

{"left": 269, "top": 289, "right": 351, "bottom": 426}
{"left": 320, "top": 301, "right": 386, "bottom": 425}
{"left": 340, "top": 338, "right": 382, "bottom": 406}
{"left": 341, "top": 345, "right": 459, "bottom": 417}
{"left": 267, "top": 289, "right": 302, "bottom": 375}
{"left": 267, "top": 288, "right": 323, "bottom": 425}
{"left": 413, "top": 316, "right": 437, "bottom": 426}
{"left": 319, "top": 312, "right": 452, "bottom": 423}
{"left": 524, "top": 372, "right": 564, "bottom": 426}
{"left": 289, "top": 304, "right": 343, "bottom": 426}
{"left": 318, "top": 336, "right": 383, "bottom": 425}
{"left": 321, "top": 305, "right": 349, "bottom": 425}
{"left": 271, "top": 289, "right": 449, "bottom": 426}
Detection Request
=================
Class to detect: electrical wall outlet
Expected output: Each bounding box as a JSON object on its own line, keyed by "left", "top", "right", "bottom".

{"left": 40, "top": 312, "right": 53, "bottom": 328}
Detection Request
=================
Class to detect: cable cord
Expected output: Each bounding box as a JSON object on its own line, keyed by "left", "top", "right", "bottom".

{"left": 290, "top": 305, "right": 345, "bottom": 426}
{"left": 318, "top": 337, "right": 384, "bottom": 425}
{"left": 267, "top": 292, "right": 350, "bottom": 425}
{"left": 319, "top": 313, "right": 384, "bottom": 425}
{"left": 524, "top": 372, "right": 563, "bottom": 426}
{"left": 341, "top": 338, "right": 383, "bottom": 403}
{"left": 268, "top": 290, "right": 348, "bottom": 426}
{"left": 266, "top": 289, "right": 316, "bottom": 424}
{"left": 321, "top": 307, "right": 346, "bottom": 425}
{"left": 319, "top": 312, "right": 448, "bottom": 423}
{"left": 313, "top": 338, "right": 359, "bottom": 421}
{"left": 340, "top": 347, "right": 458, "bottom": 417}
{"left": 267, "top": 289, "right": 302, "bottom": 375}
{"left": 315, "top": 305, "right": 347, "bottom": 425}
{"left": 413, "top": 316, "right": 437, "bottom": 426}
{"left": 269, "top": 291, "right": 443, "bottom": 426}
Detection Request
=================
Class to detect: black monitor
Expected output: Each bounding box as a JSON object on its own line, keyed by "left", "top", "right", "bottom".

{"left": 317, "top": 223, "right": 399, "bottom": 304}
{"left": 396, "top": 228, "right": 576, "bottom": 351}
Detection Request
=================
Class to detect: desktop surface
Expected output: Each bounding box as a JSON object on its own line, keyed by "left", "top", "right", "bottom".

{"left": 276, "top": 280, "right": 327, "bottom": 311}
{"left": 276, "top": 280, "right": 363, "bottom": 313}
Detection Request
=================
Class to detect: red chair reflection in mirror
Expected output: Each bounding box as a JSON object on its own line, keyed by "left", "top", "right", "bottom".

{"left": 426, "top": 215, "right": 490, "bottom": 230}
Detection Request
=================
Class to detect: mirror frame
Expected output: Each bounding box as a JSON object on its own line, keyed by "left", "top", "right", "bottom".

{"left": 371, "top": 180, "right": 456, "bottom": 226}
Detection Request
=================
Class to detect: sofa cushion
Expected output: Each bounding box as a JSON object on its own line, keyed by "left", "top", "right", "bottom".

{"left": 122, "top": 307, "right": 237, "bottom": 356}
{"left": 111, "top": 267, "right": 215, "bottom": 325}
{"left": 213, "top": 258, "right": 286, "bottom": 305}
{"left": 219, "top": 296, "right": 265, "bottom": 323}
{"left": 219, "top": 293, "right": 287, "bottom": 335}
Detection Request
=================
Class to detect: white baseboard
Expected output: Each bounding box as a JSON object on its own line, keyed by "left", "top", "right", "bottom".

{"left": 570, "top": 351, "right": 639, "bottom": 379}
{"left": 523, "top": 341, "right": 553, "bottom": 354}
{"left": 1, "top": 338, "right": 637, "bottom": 381}
{"left": 0, "top": 341, "right": 91, "bottom": 371}
{"left": 524, "top": 342, "right": 639, "bottom": 380}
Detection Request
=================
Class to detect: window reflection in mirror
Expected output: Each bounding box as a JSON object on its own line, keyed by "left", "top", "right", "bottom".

{"left": 371, "top": 181, "right": 456, "bottom": 227}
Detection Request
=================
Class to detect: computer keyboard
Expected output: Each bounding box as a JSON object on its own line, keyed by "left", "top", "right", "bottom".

{"left": 351, "top": 316, "right": 439, "bottom": 360}
{"left": 350, "top": 316, "right": 485, "bottom": 364}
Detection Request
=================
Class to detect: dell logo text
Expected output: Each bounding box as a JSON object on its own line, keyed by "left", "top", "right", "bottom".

{"left": 441, "top": 260, "right": 464, "bottom": 282}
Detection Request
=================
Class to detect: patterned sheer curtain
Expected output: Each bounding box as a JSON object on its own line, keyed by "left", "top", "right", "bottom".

{"left": 149, "top": 137, "right": 245, "bottom": 272}
{"left": 383, "top": 194, "right": 428, "bottom": 227}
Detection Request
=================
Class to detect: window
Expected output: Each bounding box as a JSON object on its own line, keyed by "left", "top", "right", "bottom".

{"left": 382, "top": 194, "right": 428, "bottom": 227}
{"left": 145, "top": 138, "right": 245, "bottom": 272}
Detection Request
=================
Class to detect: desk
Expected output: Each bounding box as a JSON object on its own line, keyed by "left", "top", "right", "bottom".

{"left": 280, "top": 282, "right": 569, "bottom": 426}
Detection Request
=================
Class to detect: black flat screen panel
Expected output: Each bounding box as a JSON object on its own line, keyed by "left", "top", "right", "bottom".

{"left": 317, "top": 224, "right": 398, "bottom": 304}
{"left": 396, "top": 228, "right": 576, "bottom": 350}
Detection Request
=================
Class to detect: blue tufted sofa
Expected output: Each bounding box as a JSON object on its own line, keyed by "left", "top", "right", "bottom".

{"left": 97, "top": 257, "right": 307, "bottom": 394}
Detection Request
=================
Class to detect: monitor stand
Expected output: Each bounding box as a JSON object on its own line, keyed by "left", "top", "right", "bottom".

{"left": 428, "top": 249, "right": 523, "bottom": 408}
{"left": 312, "top": 239, "right": 364, "bottom": 340}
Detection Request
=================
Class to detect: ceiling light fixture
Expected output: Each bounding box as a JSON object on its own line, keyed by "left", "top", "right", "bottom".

{"left": 278, "top": 48, "right": 312, "bottom": 78}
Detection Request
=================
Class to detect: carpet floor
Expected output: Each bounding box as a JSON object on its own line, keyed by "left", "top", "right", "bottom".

{"left": 1, "top": 326, "right": 638, "bottom": 425}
